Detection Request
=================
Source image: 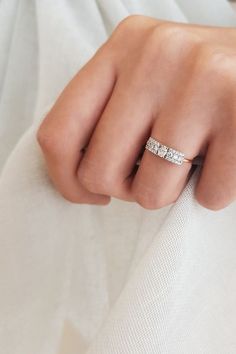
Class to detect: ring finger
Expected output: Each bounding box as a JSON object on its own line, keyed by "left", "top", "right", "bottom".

{"left": 131, "top": 80, "right": 212, "bottom": 209}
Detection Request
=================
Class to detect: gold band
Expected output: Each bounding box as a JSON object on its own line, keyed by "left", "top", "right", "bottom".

{"left": 183, "top": 157, "right": 192, "bottom": 163}
{"left": 145, "top": 137, "right": 203, "bottom": 166}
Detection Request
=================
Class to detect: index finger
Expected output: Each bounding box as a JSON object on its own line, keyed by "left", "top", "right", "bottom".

{"left": 37, "top": 45, "right": 116, "bottom": 203}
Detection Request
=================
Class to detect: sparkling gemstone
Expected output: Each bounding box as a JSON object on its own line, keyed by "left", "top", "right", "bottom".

{"left": 152, "top": 144, "right": 158, "bottom": 153}
{"left": 146, "top": 138, "right": 160, "bottom": 155}
{"left": 166, "top": 151, "right": 173, "bottom": 158}
{"left": 158, "top": 145, "right": 168, "bottom": 158}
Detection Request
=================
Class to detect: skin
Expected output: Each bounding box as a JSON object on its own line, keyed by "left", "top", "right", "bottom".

{"left": 37, "top": 15, "right": 236, "bottom": 211}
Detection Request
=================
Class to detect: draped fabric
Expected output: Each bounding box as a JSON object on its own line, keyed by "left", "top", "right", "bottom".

{"left": 0, "top": 1, "right": 236, "bottom": 353}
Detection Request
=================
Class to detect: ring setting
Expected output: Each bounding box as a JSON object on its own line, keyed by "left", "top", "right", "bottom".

{"left": 145, "top": 137, "right": 191, "bottom": 166}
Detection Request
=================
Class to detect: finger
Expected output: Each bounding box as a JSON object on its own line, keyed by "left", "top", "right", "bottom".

{"left": 76, "top": 25, "right": 204, "bottom": 203}
{"left": 131, "top": 83, "right": 210, "bottom": 210}
{"left": 77, "top": 72, "right": 154, "bottom": 202}
{"left": 37, "top": 45, "right": 115, "bottom": 204}
{"left": 77, "top": 34, "right": 208, "bottom": 204}
{"left": 195, "top": 129, "right": 236, "bottom": 210}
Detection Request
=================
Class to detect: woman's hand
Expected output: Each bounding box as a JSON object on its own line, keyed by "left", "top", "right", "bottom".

{"left": 37, "top": 15, "right": 236, "bottom": 210}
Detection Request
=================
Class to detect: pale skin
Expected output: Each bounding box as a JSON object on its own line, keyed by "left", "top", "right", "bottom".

{"left": 37, "top": 15, "right": 236, "bottom": 211}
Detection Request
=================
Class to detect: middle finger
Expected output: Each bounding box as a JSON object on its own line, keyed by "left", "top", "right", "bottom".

{"left": 77, "top": 72, "right": 156, "bottom": 201}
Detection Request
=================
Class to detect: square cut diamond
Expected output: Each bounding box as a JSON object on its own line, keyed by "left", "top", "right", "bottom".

{"left": 146, "top": 137, "right": 159, "bottom": 154}
{"left": 146, "top": 137, "right": 185, "bottom": 166}
{"left": 165, "top": 148, "right": 184, "bottom": 165}
{"left": 166, "top": 151, "right": 173, "bottom": 158}
{"left": 158, "top": 145, "right": 168, "bottom": 158}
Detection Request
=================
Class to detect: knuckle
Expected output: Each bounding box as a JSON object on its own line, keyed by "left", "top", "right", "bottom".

{"left": 155, "top": 24, "right": 200, "bottom": 48}
{"left": 36, "top": 124, "right": 49, "bottom": 148}
{"left": 37, "top": 124, "right": 68, "bottom": 159}
{"left": 197, "top": 48, "right": 236, "bottom": 83}
{"left": 107, "top": 15, "right": 144, "bottom": 61}
{"left": 118, "top": 14, "right": 141, "bottom": 26}
{"left": 110, "top": 15, "right": 142, "bottom": 44}
{"left": 143, "top": 23, "right": 201, "bottom": 66}
{"left": 37, "top": 126, "right": 56, "bottom": 151}
{"left": 109, "top": 15, "right": 159, "bottom": 53}
{"left": 114, "top": 15, "right": 147, "bottom": 34}
{"left": 155, "top": 23, "right": 189, "bottom": 41}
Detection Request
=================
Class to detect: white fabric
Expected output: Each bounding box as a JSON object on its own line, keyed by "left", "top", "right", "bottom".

{"left": 1, "top": 1, "right": 236, "bottom": 353}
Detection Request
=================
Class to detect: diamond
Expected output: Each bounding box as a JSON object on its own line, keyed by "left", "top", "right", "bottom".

{"left": 152, "top": 143, "right": 159, "bottom": 154}
{"left": 146, "top": 138, "right": 159, "bottom": 155}
{"left": 166, "top": 151, "right": 173, "bottom": 158}
{"left": 145, "top": 137, "right": 187, "bottom": 166}
{"left": 158, "top": 145, "right": 168, "bottom": 158}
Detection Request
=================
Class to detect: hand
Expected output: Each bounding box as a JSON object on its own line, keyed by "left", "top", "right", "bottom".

{"left": 37, "top": 15, "right": 236, "bottom": 210}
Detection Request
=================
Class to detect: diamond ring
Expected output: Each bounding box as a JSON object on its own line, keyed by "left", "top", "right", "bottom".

{"left": 145, "top": 136, "right": 194, "bottom": 166}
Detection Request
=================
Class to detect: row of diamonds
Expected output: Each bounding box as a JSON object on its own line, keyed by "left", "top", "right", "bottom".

{"left": 145, "top": 137, "right": 160, "bottom": 154}
{"left": 165, "top": 147, "right": 184, "bottom": 165}
{"left": 145, "top": 137, "right": 185, "bottom": 165}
